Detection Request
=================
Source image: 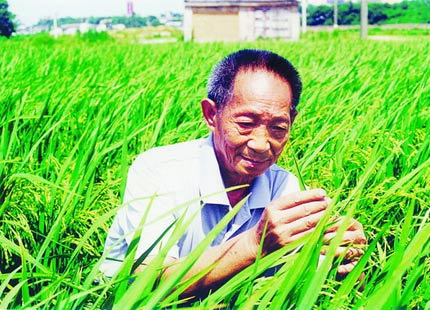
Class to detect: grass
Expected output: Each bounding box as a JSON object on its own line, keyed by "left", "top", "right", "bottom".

{"left": 0, "top": 29, "right": 429, "bottom": 308}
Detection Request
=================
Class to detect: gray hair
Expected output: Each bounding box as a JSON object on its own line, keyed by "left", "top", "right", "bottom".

{"left": 207, "top": 49, "right": 302, "bottom": 114}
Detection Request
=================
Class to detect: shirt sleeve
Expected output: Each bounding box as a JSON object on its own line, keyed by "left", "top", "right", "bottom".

{"left": 100, "top": 153, "right": 179, "bottom": 277}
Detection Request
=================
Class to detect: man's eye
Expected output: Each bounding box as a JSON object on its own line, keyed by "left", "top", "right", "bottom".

{"left": 237, "top": 122, "right": 254, "bottom": 129}
{"left": 272, "top": 126, "right": 287, "bottom": 132}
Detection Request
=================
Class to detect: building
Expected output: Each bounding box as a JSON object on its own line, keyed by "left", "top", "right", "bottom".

{"left": 184, "top": 0, "right": 300, "bottom": 42}
{"left": 49, "top": 22, "right": 96, "bottom": 36}
{"left": 159, "top": 12, "right": 184, "bottom": 29}
{"left": 30, "top": 24, "right": 50, "bottom": 34}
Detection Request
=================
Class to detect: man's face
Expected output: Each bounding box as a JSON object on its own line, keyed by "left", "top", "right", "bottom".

{"left": 206, "top": 69, "right": 296, "bottom": 186}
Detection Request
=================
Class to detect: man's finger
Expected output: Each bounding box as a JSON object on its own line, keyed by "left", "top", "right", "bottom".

{"left": 337, "top": 260, "right": 358, "bottom": 275}
{"left": 320, "top": 246, "right": 364, "bottom": 260}
{"left": 325, "top": 217, "right": 363, "bottom": 233}
{"left": 285, "top": 227, "right": 316, "bottom": 243}
{"left": 289, "top": 210, "right": 326, "bottom": 235}
{"left": 282, "top": 199, "right": 330, "bottom": 224}
{"left": 273, "top": 188, "right": 327, "bottom": 210}
{"left": 323, "top": 230, "right": 367, "bottom": 245}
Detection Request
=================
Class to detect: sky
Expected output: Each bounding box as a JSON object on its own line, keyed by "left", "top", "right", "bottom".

{"left": 8, "top": 0, "right": 185, "bottom": 26}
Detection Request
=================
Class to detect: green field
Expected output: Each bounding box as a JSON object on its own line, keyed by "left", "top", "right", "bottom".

{"left": 0, "top": 31, "right": 429, "bottom": 308}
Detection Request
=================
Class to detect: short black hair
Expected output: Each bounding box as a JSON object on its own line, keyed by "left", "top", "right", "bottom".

{"left": 207, "top": 49, "right": 302, "bottom": 114}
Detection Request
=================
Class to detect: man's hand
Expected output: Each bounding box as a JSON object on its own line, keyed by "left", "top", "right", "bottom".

{"left": 249, "top": 188, "right": 367, "bottom": 276}
{"left": 250, "top": 188, "right": 330, "bottom": 255}
{"left": 323, "top": 217, "right": 367, "bottom": 275}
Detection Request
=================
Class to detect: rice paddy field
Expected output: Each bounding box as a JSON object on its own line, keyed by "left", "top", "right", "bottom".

{"left": 0, "top": 29, "right": 429, "bottom": 309}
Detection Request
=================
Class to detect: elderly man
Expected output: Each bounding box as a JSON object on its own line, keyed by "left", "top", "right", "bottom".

{"left": 101, "top": 49, "right": 366, "bottom": 296}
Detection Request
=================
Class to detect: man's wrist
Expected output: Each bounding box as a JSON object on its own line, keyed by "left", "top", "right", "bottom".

{"left": 242, "top": 228, "right": 261, "bottom": 262}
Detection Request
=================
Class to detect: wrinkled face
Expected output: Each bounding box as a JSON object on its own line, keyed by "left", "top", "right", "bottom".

{"left": 207, "top": 69, "right": 296, "bottom": 186}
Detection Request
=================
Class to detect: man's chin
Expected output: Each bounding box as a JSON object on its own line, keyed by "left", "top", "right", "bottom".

{"left": 238, "top": 166, "right": 268, "bottom": 180}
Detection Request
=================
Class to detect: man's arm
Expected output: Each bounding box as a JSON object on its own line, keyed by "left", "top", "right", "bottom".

{"left": 144, "top": 227, "right": 259, "bottom": 297}
{"left": 138, "top": 189, "right": 333, "bottom": 298}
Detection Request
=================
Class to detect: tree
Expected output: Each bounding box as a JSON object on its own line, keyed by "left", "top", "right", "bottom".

{"left": 339, "top": 2, "right": 360, "bottom": 25}
{"left": 368, "top": 3, "right": 388, "bottom": 24}
{"left": 0, "top": 0, "right": 14, "bottom": 38}
{"left": 302, "top": 0, "right": 430, "bottom": 27}
{"left": 146, "top": 15, "right": 161, "bottom": 26}
{"left": 307, "top": 5, "right": 333, "bottom": 26}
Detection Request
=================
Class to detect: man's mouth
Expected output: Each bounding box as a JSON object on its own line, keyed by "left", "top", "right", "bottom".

{"left": 241, "top": 155, "right": 269, "bottom": 165}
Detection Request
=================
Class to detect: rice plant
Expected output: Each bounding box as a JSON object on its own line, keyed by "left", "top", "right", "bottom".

{"left": 0, "top": 30, "right": 428, "bottom": 308}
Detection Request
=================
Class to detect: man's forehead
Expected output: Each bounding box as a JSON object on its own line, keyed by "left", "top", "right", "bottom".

{"left": 228, "top": 69, "right": 293, "bottom": 107}
{"left": 227, "top": 104, "right": 292, "bottom": 122}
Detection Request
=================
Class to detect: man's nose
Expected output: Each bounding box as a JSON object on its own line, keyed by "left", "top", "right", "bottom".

{"left": 247, "top": 127, "right": 270, "bottom": 153}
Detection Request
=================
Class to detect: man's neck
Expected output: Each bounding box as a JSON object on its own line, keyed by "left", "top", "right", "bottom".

{"left": 220, "top": 170, "right": 253, "bottom": 207}
{"left": 227, "top": 187, "right": 250, "bottom": 208}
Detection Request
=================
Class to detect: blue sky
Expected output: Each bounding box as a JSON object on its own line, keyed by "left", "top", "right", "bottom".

{"left": 8, "top": 0, "right": 184, "bottom": 26}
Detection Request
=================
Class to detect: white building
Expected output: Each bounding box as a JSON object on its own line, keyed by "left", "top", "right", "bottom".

{"left": 184, "top": 0, "right": 300, "bottom": 42}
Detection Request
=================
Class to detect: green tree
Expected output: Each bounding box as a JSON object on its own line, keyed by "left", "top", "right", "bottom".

{"left": 303, "top": 0, "right": 430, "bottom": 26}
{"left": 307, "top": 5, "right": 333, "bottom": 26}
{"left": 338, "top": 2, "right": 360, "bottom": 25}
{"left": 0, "top": 0, "right": 15, "bottom": 38}
{"left": 147, "top": 15, "right": 161, "bottom": 26}
{"left": 368, "top": 3, "right": 388, "bottom": 24}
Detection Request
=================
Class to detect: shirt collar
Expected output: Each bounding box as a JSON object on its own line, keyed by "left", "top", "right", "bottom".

{"left": 199, "top": 134, "right": 273, "bottom": 209}
{"left": 199, "top": 134, "right": 230, "bottom": 206}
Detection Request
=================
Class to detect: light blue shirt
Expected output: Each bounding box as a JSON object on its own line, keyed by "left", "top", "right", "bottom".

{"left": 100, "top": 135, "right": 300, "bottom": 276}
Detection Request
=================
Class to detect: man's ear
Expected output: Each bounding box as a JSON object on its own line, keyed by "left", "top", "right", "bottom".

{"left": 201, "top": 98, "right": 218, "bottom": 131}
